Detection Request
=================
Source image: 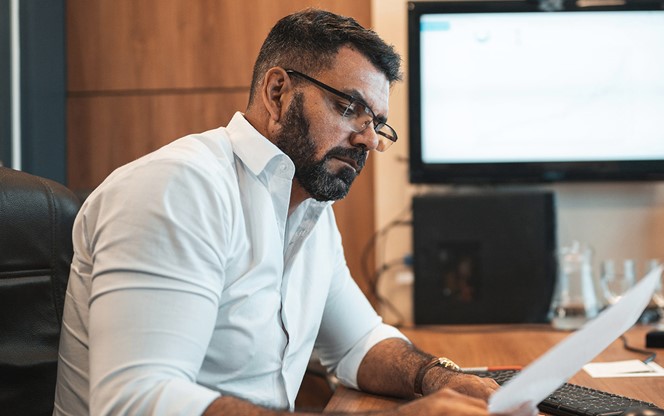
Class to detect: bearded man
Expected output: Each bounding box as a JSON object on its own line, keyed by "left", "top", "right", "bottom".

{"left": 54, "top": 8, "right": 534, "bottom": 416}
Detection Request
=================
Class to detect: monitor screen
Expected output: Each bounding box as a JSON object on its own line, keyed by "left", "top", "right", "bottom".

{"left": 408, "top": 1, "right": 664, "bottom": 184}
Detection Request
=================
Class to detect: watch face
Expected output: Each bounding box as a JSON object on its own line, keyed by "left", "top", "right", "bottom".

{"left": 438, "top": 357, "right": 460, "bottom": 371}
{"left": 415, "top": 356, "right": 461, "bottom": 396}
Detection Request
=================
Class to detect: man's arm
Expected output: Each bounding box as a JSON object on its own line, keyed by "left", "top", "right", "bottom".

{"left": 202, "top": 388, "right": 499, "bottom": 416}
{"left": 84, "top": 160, "right": 234, "bottom": 414}
{"left": 356, "top": 337, "right": 499, "bottom": 400}
{"left": 201, "top": 338, "right": 532, "bottom": 416}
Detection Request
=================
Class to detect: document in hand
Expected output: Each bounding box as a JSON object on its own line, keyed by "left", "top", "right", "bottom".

{"left": 489, "top": 265, "right": 663, "bottom": 413}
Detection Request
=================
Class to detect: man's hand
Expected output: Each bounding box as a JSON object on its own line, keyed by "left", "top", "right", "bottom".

{"left": 423, "top": 370, "right": 500, "bottom": 401}
{"left": 357, "top": 338, "right": 505, "bottom": 401}
{"left": 395, "top": 388, "right": 491, "bottom": 416}
{"left": 393, "top": 388, "right": 537, "bottom": 416}
{"left": 203, "top": 389, "right": 537, "bottom": 416}
{"left": 356, "top": 337, "right": 536, "bottom": 415}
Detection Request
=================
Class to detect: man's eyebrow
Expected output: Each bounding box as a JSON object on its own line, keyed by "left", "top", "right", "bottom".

{"left": 344, "top": 88, "right": 367, "bottom": 103}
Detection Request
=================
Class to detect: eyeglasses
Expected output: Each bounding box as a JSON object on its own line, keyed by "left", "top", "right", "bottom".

{"left": 285, "top": 69, "right": 397, "bottom": 152}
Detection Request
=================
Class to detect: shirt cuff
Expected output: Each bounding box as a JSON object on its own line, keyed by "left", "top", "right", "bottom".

{"left": 334, "top": 323, "right": 410, "bottom": 390}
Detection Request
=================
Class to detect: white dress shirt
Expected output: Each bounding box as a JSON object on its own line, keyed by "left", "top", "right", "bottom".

{"left": 54, "top": 112, "right": 407, "bottom": 416}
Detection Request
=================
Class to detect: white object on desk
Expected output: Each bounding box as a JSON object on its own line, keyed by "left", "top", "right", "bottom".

{"left": 583, "top": 359, "right": 664, "bottom": 378}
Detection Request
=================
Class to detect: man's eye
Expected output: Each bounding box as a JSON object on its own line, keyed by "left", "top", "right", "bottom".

{"left": 338, "top": 101, "right": 359, "bottom": 117}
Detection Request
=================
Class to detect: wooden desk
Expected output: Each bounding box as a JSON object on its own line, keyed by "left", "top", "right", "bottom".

{"left": 325, "top": 325, "right": 664, "bottom": 413}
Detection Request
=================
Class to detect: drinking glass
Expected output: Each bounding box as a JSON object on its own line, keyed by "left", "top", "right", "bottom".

{"left": 600, "top": 259, "right": 636, "bottom": 306}
{"left": 650, "top": 260, "right": 664, "bottom": 328}
{"left": 551, "top": 242, "right": 599, "bottom": 330}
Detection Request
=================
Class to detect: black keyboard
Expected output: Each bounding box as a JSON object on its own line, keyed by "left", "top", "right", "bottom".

{"left": 468, "top": 369, "right": 663, "bottom": 416}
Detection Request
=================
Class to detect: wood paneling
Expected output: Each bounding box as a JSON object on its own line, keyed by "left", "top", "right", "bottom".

{"left": 67, "top": 92, "right": 247, "bottom": 189}
{"left": 67, "top": 0, "right": 372, "bottom": 91}
{"left": 67, "top": 0, "right": 375, "bottom": 297}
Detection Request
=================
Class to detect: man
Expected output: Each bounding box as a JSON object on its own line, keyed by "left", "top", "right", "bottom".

{"left": 54, "top": 9, "right": 535, "bottom": 416}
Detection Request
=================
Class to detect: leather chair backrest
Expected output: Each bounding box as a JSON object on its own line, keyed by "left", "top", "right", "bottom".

{"left": 0, "top": 167, "right": 81, "bottom": 416}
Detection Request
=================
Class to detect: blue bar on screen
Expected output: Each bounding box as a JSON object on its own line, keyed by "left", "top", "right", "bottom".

{"left": 420, "top": 20, "right": 450, "bottom": 31}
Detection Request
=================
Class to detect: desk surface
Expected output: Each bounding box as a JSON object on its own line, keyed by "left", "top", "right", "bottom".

{"left": 325, "top": 325, "right": 664, "bottom": 413}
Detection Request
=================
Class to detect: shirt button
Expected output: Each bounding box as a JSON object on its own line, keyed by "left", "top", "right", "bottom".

{"left": 280, "top": 164, "right": 287, "bottom": 171}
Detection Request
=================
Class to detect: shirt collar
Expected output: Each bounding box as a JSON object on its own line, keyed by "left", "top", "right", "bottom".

{"left": 226, "top": 111, "right": 333, "bottom": 211}
{"left": 226, "top": 111, "right": 291, "bottom": 177}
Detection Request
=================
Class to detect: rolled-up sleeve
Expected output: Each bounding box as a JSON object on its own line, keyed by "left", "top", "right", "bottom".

{"left": 314, "top": 237, "right": 409, "bottom": 389}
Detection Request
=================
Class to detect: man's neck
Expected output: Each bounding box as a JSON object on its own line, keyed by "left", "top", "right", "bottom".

{"left": 288, "top": 182, "right": 309, "bottom": 215}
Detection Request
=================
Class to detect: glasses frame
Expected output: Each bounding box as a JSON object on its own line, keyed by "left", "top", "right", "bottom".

{"left": 284, "top": 69, "right": 398, "bottom": 150}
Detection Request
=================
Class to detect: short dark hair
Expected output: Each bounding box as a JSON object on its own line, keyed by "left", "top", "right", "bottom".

{"left": 248, "top": 8, "right": 402, "bottom": 105}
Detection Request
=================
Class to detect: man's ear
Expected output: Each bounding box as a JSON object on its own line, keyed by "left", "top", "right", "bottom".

{"left": 261, "top": 67, "right": 291, "bottom": 123}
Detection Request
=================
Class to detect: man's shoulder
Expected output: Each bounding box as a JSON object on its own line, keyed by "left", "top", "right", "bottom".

{"left": 88, "top": 127, "right": 240, "bottom": 205}
{"left": 160, "top": 126, "right": 235, "bottom": 168}
{"left": 117, "top": 126, "right": 237, "bottom": 183}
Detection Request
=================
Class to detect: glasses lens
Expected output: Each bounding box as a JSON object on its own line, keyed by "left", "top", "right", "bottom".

{"left": 376, "top": 124, "right": 397, "bottom": 143}
{"left": 376, "top": 125, "right": 396, "bottom": 152}
{"left": 342, "top": 102, "right": 371, "bottom": 131}
{"left": 376, "top": 137, "right": 393, "bottom": 152}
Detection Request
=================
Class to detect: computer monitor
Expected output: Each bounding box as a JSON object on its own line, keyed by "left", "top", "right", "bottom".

{"left": 408, "top": 1, "right": 664, "bottom": 184}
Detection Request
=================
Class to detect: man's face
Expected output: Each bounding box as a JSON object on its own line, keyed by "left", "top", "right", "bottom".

{"left": 274, "top": 92, "right": 367, "bottom": 201}
{"left": 274, "top": 47, "right": 391, "bottom": 202}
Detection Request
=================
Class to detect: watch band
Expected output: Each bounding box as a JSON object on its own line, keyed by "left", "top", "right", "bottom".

{"left": 414, "top": 356, "right": 461, "bottom": 396}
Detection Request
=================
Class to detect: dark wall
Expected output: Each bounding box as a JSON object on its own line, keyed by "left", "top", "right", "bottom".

{"left": 0, "top": 0, "right": 10, "bottom": 166}
{"left": 20, "top": 0, "right": 66, "bottom": 183}
{"left": 0, "top": 0, "right": 66, "bottom": 183}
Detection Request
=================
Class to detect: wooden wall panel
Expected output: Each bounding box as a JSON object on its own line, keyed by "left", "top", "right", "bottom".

{"left": 67, "top": 92, "right": 247, "bottom": 190}
{"left": 67, "top": 0, "right": 375, "bottom": 299}
{"left": 67, "top": 0, "right": 372, "bottom": 91}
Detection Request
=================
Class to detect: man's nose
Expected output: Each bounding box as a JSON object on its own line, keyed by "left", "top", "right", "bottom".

{"left": 350, "top": 126, "right": 379, "bottom": 151}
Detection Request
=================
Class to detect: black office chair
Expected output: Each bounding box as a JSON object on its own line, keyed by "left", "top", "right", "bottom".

{"left": 0, "top": 167, "right": 80, "bottom": 416}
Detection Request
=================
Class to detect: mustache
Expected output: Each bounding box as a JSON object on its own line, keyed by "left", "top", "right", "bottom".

{"left": 324, "top": 146, "right": 367, "bottom": 171}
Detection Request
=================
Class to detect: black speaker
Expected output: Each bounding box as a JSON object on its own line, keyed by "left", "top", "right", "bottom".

{"left": 413, "top": 191, "right": 557, "bottom": 324}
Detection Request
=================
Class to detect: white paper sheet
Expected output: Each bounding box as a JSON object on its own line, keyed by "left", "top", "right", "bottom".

{"left": 489, "top": 266, "right": 662, "bottom": 413}
{"left": 583, "top": 360, "right": 664, "bottom": 378}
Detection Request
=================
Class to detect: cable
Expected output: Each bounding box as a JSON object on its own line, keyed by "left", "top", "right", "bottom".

{"left": 360, "top": 219, "right": 410, "bottom": 287}
{"left": 360, "top": 203, "right": 412, "bottom": 281}
{"left": 368, "top": 257, "right": 411, "bottom": 327}
{"left": 359, "top": 205, "right": 410, "bottom": 291}
{"left": 358, "top": 204, "right": 413, "bottom": 327}
{"left": 619, "top": 334, "right": 657, "bottom": 364}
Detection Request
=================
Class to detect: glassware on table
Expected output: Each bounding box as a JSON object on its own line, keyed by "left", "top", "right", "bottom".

{"left": 599, "top": 259, "right": 636, "bottom": 306}
{"left": 551, "top": 242, "right": 600, "bottom": 330}
{"left": 650, "top": 260, "right": 664, "bottom": 328}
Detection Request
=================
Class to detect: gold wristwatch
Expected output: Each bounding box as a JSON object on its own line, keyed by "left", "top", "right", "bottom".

{"left": 414, "top": 357, "right": 461, "bottom": 396}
